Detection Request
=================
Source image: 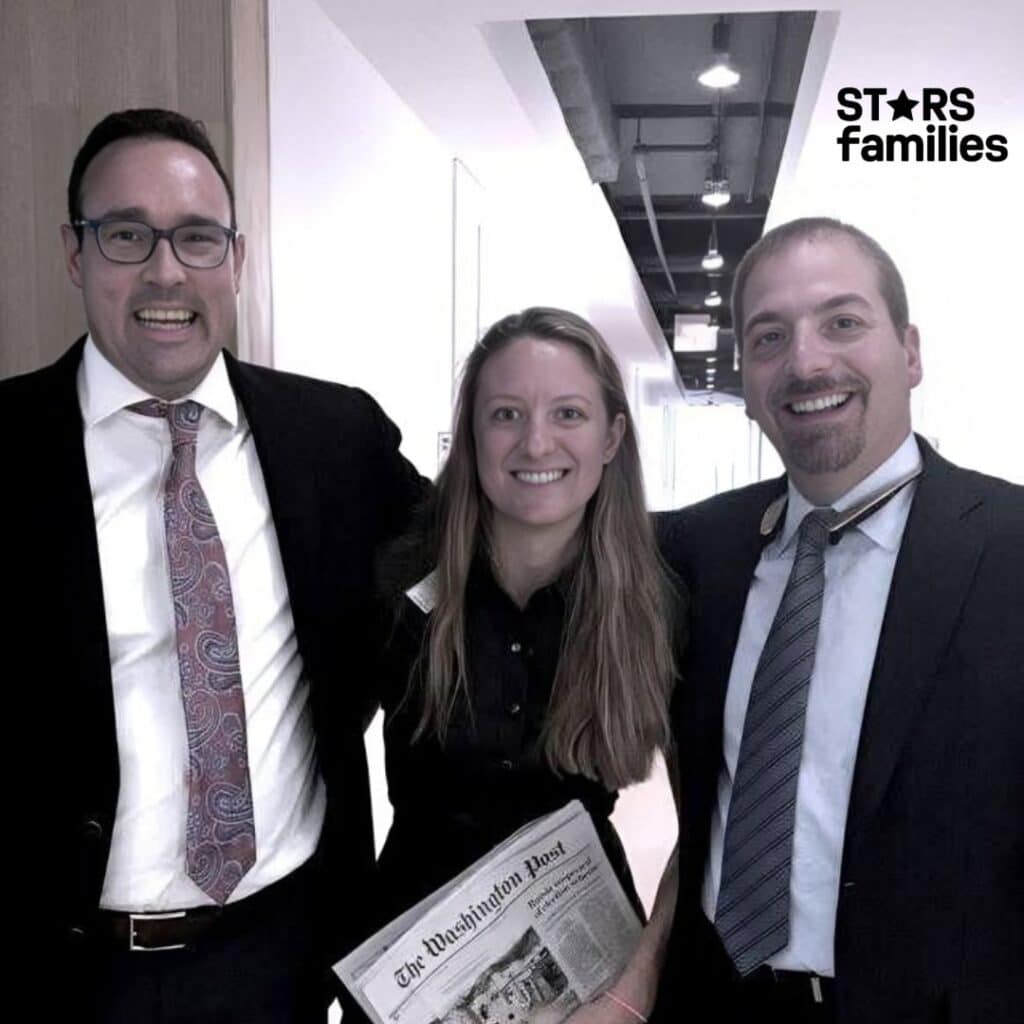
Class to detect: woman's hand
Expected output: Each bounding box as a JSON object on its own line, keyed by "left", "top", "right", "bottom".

{"left": 565, "top": 843, "right": 679, "bottom": 1024}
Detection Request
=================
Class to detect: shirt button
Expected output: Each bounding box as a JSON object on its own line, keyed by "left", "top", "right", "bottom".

{"left": 81, "top": 818, "right": 104, "bottom": 841}
{"left": 510, "top": 641, "right": 522, "bottom": 653}
{"left": 509, "top": 703, "right": 522, "bottom": 716}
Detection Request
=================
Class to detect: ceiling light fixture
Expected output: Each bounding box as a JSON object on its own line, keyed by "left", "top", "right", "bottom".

{"left": 702, "top": 177, "right": 730, "bottom": 208}
{"left": 702, "top": 162, "right": 730, "bottom": 208}
{"left": 698, "top": 17, "right": 741, "bottom": 90}
{"left": 702, "top": 248, "right": 724, "bottom": 270}
{"left": 702, "top": 221, "right": 725, "bottom": 270}
{"left": 704, "top": 290, "right": 723, "bottom": 308}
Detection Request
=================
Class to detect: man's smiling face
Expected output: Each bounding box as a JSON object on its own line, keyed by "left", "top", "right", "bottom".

{"left": 63, "top": 137, "right": 244, "bottom": 399}
{"left": 740, "top": 232, "right": 922, "bottom": 503}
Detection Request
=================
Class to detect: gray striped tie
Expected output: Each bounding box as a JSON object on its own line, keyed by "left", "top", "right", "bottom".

{"left": 714, "top": 507, "right": 838, "bottom": 975}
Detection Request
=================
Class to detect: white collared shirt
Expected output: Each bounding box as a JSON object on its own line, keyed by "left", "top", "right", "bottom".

{"left": 77, "top": 338, "right": 326, "bottom": 910}
{"left": 702, "top": 433, "right": 922, "bottom": 975}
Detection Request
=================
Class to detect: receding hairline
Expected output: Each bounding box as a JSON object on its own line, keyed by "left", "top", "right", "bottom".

{"left": 733, "top": 220, "right": 910, "bottom": 340}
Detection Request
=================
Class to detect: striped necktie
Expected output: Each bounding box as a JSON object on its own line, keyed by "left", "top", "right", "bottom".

{"left": 714, "top": 506, "right": 838, "bottom": 974}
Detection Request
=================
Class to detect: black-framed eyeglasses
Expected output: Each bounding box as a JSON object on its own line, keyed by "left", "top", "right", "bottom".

{"left": 73, "top": 219, "right": 238, "bottom": 269}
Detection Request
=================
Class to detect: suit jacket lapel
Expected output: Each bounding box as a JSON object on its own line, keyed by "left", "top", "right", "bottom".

{"left": 697, "top": 480, "right": 787, "bottom": 723}
{"left": 676, "top": 482, "right": 782, "bottom": 884}
{"left": 844, "top": 442, "right": 986, "bottom": 847}
{"left": 224, "top": 354, "right": 321, "bottom": 652}
{"left": 45, "top": 340, "right": 120, "bottom": 788}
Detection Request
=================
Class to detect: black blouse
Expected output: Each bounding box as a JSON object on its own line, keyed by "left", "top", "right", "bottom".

{"left": 373, "top": 556, "right": 641, "bottom": 925}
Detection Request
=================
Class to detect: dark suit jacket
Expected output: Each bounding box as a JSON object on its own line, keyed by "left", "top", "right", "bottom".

{"left": 1, "top": 339, "right": 425, "bottom": 1006}
{"left": 654, "top": 441, "right": 1024, "bottom": 1024}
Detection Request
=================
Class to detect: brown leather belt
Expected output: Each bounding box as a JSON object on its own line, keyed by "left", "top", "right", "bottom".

{"left": 93, "top": 854, "right": 319, "bottom": 952}
{"left": 95, "top": 906, "right": 224, "bottom": 951}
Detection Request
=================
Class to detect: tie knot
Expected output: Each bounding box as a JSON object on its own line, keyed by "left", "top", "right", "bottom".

{"left": 128, "top": 399, "right": 203, "bottom": 446}
{"left": 799, "top": 507, "right": 839, "bottom": 550}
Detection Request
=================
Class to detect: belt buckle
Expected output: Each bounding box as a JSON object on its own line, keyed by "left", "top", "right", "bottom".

{"left": 767, "top": 968, "right": 825, "bottom": 1004}
{"left": 129, "top": 910, "right": 187, "bottom": 952}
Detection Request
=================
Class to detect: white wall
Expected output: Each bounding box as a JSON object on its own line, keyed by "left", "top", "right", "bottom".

{"left": 268, "top": 0, "right": 683, "bottom": 477}
{"left": 268, "top": 0, "right": 454, "bottom": 474}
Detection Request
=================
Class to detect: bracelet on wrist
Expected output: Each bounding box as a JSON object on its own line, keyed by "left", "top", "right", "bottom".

{"left": 603, "top": 990, "right": 648, "bottom": 1023}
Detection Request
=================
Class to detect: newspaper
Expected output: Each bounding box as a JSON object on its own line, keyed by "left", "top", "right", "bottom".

{"left": 335, "top": 800, "right": 643, "bottom": 1024}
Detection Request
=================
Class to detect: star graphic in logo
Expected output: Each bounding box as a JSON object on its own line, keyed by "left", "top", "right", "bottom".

{"left": 887, "top": 89, "right": 919, "bottom": 120}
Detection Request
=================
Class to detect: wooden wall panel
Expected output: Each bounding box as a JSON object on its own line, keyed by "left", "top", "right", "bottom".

{"left": 1, "top": 1, "right": 41, "bottom": 378}
{"left": 0, "top": 0, "right": 267, "bottom": 379}
{"left": 229, "top": 0, "right": 272, "bottom": 366}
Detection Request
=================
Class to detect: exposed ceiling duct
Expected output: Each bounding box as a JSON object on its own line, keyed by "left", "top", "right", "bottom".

{"left": 529, "top": 11, "right": 816, "bottom": 402}
{"left": 527, "top": 19, "right": 620, "bottom": 184}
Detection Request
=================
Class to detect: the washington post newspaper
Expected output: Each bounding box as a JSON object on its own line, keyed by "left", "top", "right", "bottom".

{"left": 335, "top": 800, "right": 643, "bottom": 1024}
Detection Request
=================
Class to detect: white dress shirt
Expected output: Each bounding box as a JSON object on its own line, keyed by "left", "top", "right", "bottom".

{"left": 78, "top": 338, "right": 326, "bottom": 910}
{"left": 702, "top": 433, "right": 922, "bottom": 975}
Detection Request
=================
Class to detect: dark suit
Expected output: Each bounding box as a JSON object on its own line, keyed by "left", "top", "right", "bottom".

{"left": 654, "top": 441, "right": 1024, "bottom": 1024}
{"left": 2, "top": 339, "right": 425, "bottom": 1017}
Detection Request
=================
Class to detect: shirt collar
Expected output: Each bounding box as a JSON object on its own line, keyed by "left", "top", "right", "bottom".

{"left": 775, "top": 433, "right": 922, "bottom": 555}
{"left": 77, "top": 335, "right": 238, "bottom": 429}
{"left": 469, "top": 548, "right": 572, "bottom": 617}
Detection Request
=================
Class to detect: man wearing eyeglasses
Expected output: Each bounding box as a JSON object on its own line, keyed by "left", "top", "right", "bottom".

{"left": 1, "top": 109, "right": 424, "bottom": 1022}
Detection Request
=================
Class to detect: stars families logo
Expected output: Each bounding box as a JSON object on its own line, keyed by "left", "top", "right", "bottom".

{"left": 836, "top": 88, "right": 1008, "bottom": 162}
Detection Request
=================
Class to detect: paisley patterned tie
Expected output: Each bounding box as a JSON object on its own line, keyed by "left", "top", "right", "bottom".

{"left": 130, "top": 399, "right": 256, "bottom": 904}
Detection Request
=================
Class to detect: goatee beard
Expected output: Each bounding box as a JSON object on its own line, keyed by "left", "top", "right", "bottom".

{"left": 785, "top": 421, "right": 865, "bottom": 476}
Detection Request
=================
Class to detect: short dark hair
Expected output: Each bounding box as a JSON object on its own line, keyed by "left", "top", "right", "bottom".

{"left": 67, "top": 108, "right": 236, "bottom": 242}
{"left": 731, "top": 217, "right": 910, "bottom": 344}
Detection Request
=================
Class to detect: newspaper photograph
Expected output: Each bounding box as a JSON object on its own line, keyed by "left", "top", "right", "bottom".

{"left": 335, "top": 801, "right": 643, "bottom": 1024}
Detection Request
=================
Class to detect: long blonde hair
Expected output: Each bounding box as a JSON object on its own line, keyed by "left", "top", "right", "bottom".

{"left": 417, "top": 307, "right": 676, "bottom": 789}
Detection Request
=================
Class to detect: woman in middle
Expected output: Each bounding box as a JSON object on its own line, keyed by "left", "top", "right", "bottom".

{"left": 374, "top": 307, "right": 677, "bottom": 941}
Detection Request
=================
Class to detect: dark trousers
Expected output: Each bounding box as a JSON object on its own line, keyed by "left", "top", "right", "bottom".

{"left": 725, "top": 968, "right": 835, "bottom": 1024}
{"left": 84, "top": 858, "right": 332, "bottom": 1024}
{"left": 653, "top": 914, "right": 836, "bottom": 1024}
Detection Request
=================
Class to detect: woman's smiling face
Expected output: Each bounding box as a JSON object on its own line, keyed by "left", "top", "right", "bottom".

{"left": 473, "top": 336, "right": 625, "bottom": 541}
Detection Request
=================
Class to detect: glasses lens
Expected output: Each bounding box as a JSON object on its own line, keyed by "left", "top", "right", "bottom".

{"left": 97, "top": 221, "right": 155, "bottom": 263}
{"left": 172, "top": 224, "right": 231, "bottom": 268}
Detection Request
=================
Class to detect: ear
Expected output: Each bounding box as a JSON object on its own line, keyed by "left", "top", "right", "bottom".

{"left": 902, "top": 323, "right": 923, "bottom": 389}
{"left": 232, "top": 232, "right": 246, "bottom": 292}
{"left": 603, "top": 411, "right": 627, "bottom": 464}
{"left": 61, "top": 224, "right": 84, "bottom": 289}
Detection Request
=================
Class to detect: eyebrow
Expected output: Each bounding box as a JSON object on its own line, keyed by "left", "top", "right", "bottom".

{"left": 85, "top": 206, "right": 148, "bottom": 222}
{"left": 743, "top": 293, "right": 872, "bottom": 334}
{"left": 483, "top": 393, "right": 594, "bottom": 405}
{"left": 86, "top": 206, "right": 225, "bottom": 227}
